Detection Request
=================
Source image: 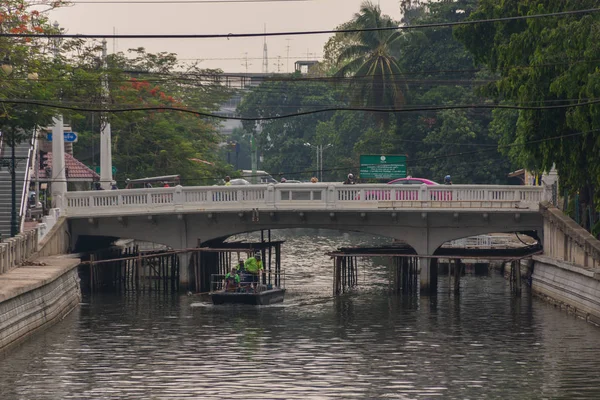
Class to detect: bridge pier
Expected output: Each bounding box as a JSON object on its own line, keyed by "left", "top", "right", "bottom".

{"left": 178, "top": 252, "right": 191, "bottom": 290}
{"left": 419, "top": 257, "right": 438, "bottom": 295}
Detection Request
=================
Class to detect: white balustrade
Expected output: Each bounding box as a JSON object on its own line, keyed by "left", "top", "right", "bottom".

{"left": 63, "top": 184, "right": 547, "bottom": 217}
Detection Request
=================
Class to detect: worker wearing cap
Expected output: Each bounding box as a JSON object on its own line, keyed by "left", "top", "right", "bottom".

{"left": 244, "top": 253, "right": 264, "bottom": 288}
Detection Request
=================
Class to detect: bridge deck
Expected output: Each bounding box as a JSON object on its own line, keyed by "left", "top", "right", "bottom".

{"left": 63, "top": 184, "right": 547, "bottom": 217}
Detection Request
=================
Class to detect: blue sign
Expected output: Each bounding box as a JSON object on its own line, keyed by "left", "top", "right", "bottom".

{"left": 47, "top": 132, "right": 78, "bottom": 143}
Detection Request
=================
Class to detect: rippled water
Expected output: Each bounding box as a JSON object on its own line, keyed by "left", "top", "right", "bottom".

{"left": 2, "top": 230, "right": 600, "bottom": 399}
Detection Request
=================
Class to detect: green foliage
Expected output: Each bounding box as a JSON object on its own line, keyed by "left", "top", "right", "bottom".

{"left": 236, "top": 0, "right": 512, "bottom": 184}
{"left": 237, "top": 75, "right": 336, "bottom": 180}
{"left": 455, "top": 0, "right": 600, "bottom": 222}
{"left": 0, "top": 0, "right": 64, "bottom": 143}
{"left": 334, "top": 1, "right": 406, "bottom": 116}
{"left": 66, "top": 49, "right": 233, "bottom": 185}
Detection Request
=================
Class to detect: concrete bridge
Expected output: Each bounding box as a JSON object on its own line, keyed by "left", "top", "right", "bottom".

{"left": 61, "top": 183, "right": 547, "bottom": 290}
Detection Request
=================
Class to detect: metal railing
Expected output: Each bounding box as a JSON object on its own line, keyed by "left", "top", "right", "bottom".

{"left": 19, "top": 130, "right": 37, "bottom": 233}
{"left": 210, "top": 270, "right": 286, "bottom": 293}
{"left": 63, "top": 184, "right": 547, "bottom": 217}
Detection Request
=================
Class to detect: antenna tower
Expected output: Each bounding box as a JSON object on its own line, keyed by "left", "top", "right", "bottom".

{"left": 274, "top": 56, "right": 284, "bottom": 73}
{"left": 262, "top": 24, "right": 269, "bottom": 73}
{"left": 242, "top": 52, "right": 252, "bottom": 73}
{"left": 285, "top": 39, "right": 292, "bottom": 72}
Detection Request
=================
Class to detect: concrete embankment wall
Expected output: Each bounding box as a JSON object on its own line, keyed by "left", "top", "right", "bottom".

{"left": 0, "top": 257, "right": 81, "bottom": 353}
{"left": 532, "top": 203, "right": 600, "bottom": 325}
{"left": 533, "top": 255, "right": 600, "bottom": 325}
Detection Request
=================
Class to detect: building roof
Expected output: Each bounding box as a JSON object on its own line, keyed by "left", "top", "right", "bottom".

{"left": 37, "top": 152, "right": 100, "bottom": 181}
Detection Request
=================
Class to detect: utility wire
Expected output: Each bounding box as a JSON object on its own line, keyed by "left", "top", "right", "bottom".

{"left": 2, "top": 8, "right": 599, "bottom": 39}
{"left": 2, "top": 98, "right": 600, "bottom": 120}
{"left": 68, "top": 0, "right": 312, "bottom": 3}
{"left": 5, "top": 128, "right": 596, "bottom": 183}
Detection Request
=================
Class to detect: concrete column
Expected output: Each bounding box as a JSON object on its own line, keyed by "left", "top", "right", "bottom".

{"left": 178, "top": 215, "right": 190, "bottom": 290}
{"left": 51, "top": 115, "right": 67, "bottom": 209}
{"left": 178, "top": 252, "right": 191, "bottom": 290}
{"left": 419, "top": 257, "right": 437, "bottom": 294}
{"left": 100, "top": 39, "right": 113, "bottom": 189}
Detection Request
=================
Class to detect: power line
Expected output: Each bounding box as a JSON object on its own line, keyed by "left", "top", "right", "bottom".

{"left": 68, "top": 0, "right": 311, "bottom": 3}
{"left": 2, "top": 98, "right": 600, "bottom": 120}
{"left": 2, "top": 8, "right": 599, "bottom": 39}
{"left": 3, "top": 127, "right": 594, "bottom": 183}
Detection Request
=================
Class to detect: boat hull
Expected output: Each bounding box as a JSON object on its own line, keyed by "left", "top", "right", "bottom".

{"left": 211, "top": 289, "right": 286, "bottom": 305}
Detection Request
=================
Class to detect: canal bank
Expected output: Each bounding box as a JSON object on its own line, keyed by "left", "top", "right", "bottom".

{"left": 0, "top": 256, "right": 81, "bottom": 353}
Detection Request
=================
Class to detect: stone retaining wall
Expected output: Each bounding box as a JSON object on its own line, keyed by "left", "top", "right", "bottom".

{"left": 0, "top": 263, "right": 81, "bottom": 353}
{"left": 532, "top": 255, "right": 600, "bottom": 326}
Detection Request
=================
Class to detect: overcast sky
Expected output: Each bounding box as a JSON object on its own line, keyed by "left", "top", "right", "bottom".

{"left": 50, "top": 0, "right": 402, "bottom": 73}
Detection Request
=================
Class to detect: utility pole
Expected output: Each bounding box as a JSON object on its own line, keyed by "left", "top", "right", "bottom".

{"left": 242, "top": 52, "right": 251, "bottom": 73}
{"left": 274, "top": 56, "right": 283, "bottom": 73}
{"left": 250, "top": 132, "right": 258, "bottom": 184}
{"left": 319, "top": 145, "right": 323, "bottom": 183}
{"left": 100, "top": 39, "right": 113, "bottom": 189}
{"left": 51, "top": 21, "right": 67, "bottom": 209}
{"left": 286, "top": 39, "right": 292, "bottom": 73}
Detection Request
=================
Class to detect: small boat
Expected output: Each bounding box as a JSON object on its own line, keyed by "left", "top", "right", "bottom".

{"left": 211, "top": 287, "right": 286, "bottom": 305}
{"left": 210, "top": 269, "right": 286, "bottom": 305}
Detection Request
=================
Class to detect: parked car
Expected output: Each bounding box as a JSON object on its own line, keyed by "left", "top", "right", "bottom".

{"left": 387, "top": 177, "right": 439, "bottom": 186}
{"left": 230, "top": 178, "right": 251, "bottom": 186}
{"left": 365, "top": 177, "right": 444, "bottom": 201}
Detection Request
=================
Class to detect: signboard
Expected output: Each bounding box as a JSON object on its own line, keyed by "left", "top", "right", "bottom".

{"left": 93, "top": 166, "right": 117, "bottom": 174}
{"left": 47, "top": 132, "right": 78, "bottom": 143}
{"left": 359, "top": 154, "right": 407, "bottom": 179}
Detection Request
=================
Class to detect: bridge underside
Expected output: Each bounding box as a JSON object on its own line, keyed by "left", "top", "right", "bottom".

{"left": 69, "top": 209, "right": 543, "bottom": 288}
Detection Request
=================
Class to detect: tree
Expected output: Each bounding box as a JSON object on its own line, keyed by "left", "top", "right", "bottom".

{"left": 66, "top": 47, "right": 234, "bottom": 185}
{"left": 392, "top": 0, "right": 510, "bottom": 183}
{"left": 0, "top": 0, "right": 66, "bottom": 235}
{"left": 236, "top": 75, "right": 336, "bottom": 180}
{"left": 334, "top": 1, "right": 406, "bottom": 114}
{"left": 455, "top": 0, "right": 600, "bottom": 229}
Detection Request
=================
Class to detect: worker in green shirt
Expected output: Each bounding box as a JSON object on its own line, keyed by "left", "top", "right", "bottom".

{"left": 224, "top": 267, "right": 240, "bottom": 291}
{"left": 244, "top": 253, "right": 263, "bottom": 289}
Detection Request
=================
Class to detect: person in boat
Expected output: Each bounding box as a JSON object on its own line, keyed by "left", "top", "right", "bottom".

{"left": 237, "top": 259, "right": 245, "bottom": 273}
{"left": 244, "top": 253, "right": 264, "bottom": 289}
{"left": 224, "top": 267, "right": 241, "bottom": 292}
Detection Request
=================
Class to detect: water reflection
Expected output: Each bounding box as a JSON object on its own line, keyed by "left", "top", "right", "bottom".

{"left": 1, "top": 230, "right": 600, "bottom": 399}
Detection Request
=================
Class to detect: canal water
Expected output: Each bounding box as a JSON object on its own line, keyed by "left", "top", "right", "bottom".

{"left": 2, "top": 230, "right": 600, "bottom": 399}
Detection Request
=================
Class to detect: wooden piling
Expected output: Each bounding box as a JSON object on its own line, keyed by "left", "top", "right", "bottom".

{"left": 454, "top": 258, "right": 460, "bottom": 294}
{"left": 514, "top": 260, "right": 522, "bottom": 296}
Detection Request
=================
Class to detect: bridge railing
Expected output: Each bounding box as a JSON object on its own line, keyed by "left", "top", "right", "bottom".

{"left": 0, "top": 228, "right": 38, "bottom": 275}
{"left": 63, "top": 184, "right": 546, "bottom": 217}
{"left": 540, "top": 202, "right": 600, "bottom": 269}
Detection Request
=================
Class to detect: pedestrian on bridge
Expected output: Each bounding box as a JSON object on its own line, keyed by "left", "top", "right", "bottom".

{"left": 444, "top": 175, "right": 452, "bottom": 185}
{"left": 344, "top": 173, "right": 355, "bottom": 185}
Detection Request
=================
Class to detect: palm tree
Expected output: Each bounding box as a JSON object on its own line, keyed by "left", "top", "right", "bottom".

{"left": 335, "top": 1, "right": 405, "bottom": 111}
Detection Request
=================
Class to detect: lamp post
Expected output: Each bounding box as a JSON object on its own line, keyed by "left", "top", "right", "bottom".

{"left": 304, "top": 142, "right": 332, "bottom": 182}
{"left": 304, "top": 142, "right": 319, "bottom": 180}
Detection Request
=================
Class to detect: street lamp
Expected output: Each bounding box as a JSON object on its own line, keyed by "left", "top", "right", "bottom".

{"left": 304, "top": 142, "right": 319, "bottom": 180}
{"left": 304, "top": 142, "right": 332, "bottom": 182}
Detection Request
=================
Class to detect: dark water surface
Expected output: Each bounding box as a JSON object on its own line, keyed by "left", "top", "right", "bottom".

{"left": 2, "top": 230, "right": 600, "bottom": 399}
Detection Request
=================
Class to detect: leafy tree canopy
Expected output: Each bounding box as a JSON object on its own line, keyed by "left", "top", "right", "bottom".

{"left": 455, "top": 0, "right": 600, "bottom": 213}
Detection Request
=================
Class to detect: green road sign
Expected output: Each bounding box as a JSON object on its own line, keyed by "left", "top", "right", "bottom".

{"left": 93, "top": 166, "right": 118, "bottom": 174}
{"left": 359, "top": 154, "right": 407, "bottom": 179}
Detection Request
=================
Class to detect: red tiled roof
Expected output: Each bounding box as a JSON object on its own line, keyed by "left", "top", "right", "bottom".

{"left": 38, "top": 152, "right": 100, "bottom": 181}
